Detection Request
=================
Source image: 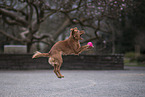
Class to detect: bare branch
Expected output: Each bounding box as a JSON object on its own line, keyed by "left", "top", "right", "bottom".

{"left": 0, "top": 29, "right": 24, "bottom": 42}
{"left": 32, "top": 3, "right": 40, "bottom": 23}
{"left": 0, "top": 5, "right": 27, "bottom": 17}
{"left": 60, "top": 0, "right": 83, "bottom": 13}
{"left": 20, "top": 30, "right": 29, "bottom": 39}
{"left": 0, "top": 8, "right": 28, "bottom": 27}
{"left": 53, "top": 18, "right": 71, "bottom": 40}
{"left": 40, "top": 11, "right": 56, "bottom": 23}
{"left": 27, "top": 3, "right": 33, "bottom": 25}
{"left": 32, "top": 40, "right": 50, "bottom": 45}
{"left": 2, "top": 15, "right": 22, "bottom": 26}
{"left": 33, "top": 34, "right": 54, "bottom": 42}
{"left": 81, "top": 37, "right": 97, "bottom": 44}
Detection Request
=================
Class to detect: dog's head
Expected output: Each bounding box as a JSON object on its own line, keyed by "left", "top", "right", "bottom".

{"left": 70, "top": 27, "right": 85, "bottom": 40}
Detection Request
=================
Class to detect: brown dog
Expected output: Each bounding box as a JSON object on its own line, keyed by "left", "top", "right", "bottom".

{"left": 32, "top": 27, "right": 92, "bottom": 78}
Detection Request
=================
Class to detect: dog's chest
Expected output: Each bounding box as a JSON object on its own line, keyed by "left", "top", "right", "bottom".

{"left": 63, "top": 43, "right": 79, "bottom": 55}
{"left": 62, "top": 50, "right": 73, "bottom": 55}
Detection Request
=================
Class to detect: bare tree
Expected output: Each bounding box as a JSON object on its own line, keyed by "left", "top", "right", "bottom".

{"left": 0, "top": 0, "right": 134, "bottom": 53}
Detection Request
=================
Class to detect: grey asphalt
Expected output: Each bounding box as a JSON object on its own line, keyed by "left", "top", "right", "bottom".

{"left": 0, "top": 67, "right": 145, "bottom": 97}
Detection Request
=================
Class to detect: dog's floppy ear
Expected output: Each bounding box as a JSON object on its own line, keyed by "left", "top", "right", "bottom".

{"left": 70, "top": 28, "right": 75, "bottom": 36}
{"left": 70, "top": 27, "right": 78, "bottom": 36}
{"left": 74, "top": 27, "right": 78, "bottom": 30}
{"left": 70, "top": 28, "right": 74, "bottom": 31}
{"left": 71, "top": 30, "right": 75, "bottom": 36}
{"left": 70, "top": 27, "right": 78, "bottom": 31}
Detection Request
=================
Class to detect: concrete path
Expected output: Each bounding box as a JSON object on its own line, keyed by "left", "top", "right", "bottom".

{"left": 0, "top": 67, "right": 145, "bottom": 97}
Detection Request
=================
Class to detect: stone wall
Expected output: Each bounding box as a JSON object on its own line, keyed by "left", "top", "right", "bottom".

{"left": 0, "top": 54, "right": 124, "bottom": 70}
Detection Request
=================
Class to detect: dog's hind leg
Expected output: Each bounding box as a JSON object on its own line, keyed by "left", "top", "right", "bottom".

{"left": 56, "top": 57, "right": 64, "bottom": 78}
{"left": 57, "top": 64, "right": 64, "bottom": 78}
{"left": 53, "top": 64, "right": 61, "bottom": 78}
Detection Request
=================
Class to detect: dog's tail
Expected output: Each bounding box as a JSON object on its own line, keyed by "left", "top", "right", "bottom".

{"left": 32, "top": 51, "right": 50, "bottom": 59}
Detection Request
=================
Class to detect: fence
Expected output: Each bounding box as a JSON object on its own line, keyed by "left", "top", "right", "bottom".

{"left": 0, "top": 54, "right": 124, "bottom": 70}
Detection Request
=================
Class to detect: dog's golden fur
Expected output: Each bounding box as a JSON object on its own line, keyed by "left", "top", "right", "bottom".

{"left": 32, "top": 27, "right": 91, "bottom": 78}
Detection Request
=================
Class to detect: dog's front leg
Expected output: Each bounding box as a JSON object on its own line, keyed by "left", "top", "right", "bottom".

{"left": 74, "top": 45, "right": 89, "bottom": 55}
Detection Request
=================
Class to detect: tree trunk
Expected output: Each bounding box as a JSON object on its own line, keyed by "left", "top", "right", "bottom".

{"left": 27, "top": 42, "right": 32, "bottom": 53}
{"left": 112, "top": 30, "right": 115, "bottom": 54}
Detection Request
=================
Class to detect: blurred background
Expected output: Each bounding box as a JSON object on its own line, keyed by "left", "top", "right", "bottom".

{"left": 0, "top": 0, "right": 145, "bottom": 66}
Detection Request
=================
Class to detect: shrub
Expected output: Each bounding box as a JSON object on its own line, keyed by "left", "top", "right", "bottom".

{"left": 125, "top": 52, "right": 136, "bottom": 59}
{"left": 137, "top": 55, "right": 145, "bottom": 63}
{"left": 125, "top": 52, "right": 138, "bottom": 62}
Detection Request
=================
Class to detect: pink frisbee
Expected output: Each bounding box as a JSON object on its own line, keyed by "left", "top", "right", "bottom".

{"left": 87, "top": 42, "right": 94, "bottom": 48}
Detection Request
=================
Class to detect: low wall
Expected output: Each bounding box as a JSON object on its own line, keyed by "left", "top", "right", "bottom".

{"left": 0, "top": 54, "right": 124, "bottom": 70}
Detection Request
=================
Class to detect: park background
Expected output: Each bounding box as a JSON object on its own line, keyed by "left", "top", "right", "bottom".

{"left": 0, "top": 0, "right": 145, "bottom": 67}
{"left": 0, "top": 1, "right": 145, "bottom": 97}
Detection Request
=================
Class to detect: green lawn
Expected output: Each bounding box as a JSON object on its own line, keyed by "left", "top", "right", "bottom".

{"left": 124, "top": 58, "right": 145, "bottom": 67}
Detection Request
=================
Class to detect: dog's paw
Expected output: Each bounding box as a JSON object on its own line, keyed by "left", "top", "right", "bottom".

{"left": 61, "top": 75, "right": 64, "bottom": 78}
{"left": 58, "top": 76, "right": 62, "bottom": 78}
{"left": 85, "top": 45, "right": 90, "bottom": 49}
{"left": 58, "top": 75, "right": 64, "bottom": 78}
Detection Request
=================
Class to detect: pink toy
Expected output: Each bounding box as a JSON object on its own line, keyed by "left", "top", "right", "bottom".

{"left": 87, "top": 42, "right": 94, "bottom": 48}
